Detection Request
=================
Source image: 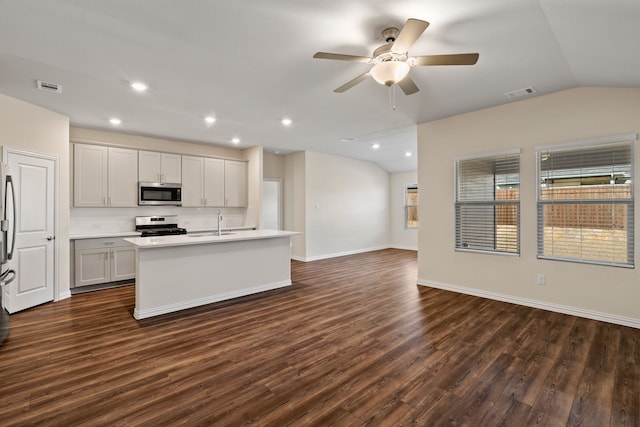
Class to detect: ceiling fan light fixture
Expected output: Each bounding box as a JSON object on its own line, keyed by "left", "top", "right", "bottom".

{"left": 370, "top": 61, "right": 410, "bottom": 87}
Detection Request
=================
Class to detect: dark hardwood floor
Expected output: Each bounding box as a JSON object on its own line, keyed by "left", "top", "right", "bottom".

{"left": 0, "top": 249, "right": 638, "bottom": 426}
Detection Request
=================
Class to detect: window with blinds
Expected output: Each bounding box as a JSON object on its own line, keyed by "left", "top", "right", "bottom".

{"left": 455, "top": 151, "right": 520, "bottom": 254}
{"left": 405, "top": 184, "right": 418, "bottom": 229}
{"left": 537, "top": 138, "right": 634, "bottom": 267}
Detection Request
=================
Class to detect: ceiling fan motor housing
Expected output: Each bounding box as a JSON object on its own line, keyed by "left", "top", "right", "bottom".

{"left": 381, "top": 27, "right": 399, "bottom": 43}
{"left": 372, "top": 44, "right": 408, "bottom": 64}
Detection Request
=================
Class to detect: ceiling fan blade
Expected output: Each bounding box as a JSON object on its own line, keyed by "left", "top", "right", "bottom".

{"left": 398, "top": 77, "right": 419, "bottom": 95}
{"left": 391, "top": 19, "right": 429, "bottom": 54}
{"left": 413, "top": 53, "right": 479, "bottom": 66}
{"left": 334, "top": 72, "right": 370, "bottom": 93}
{"left": 313, "top": 52, "right": 371, "bottom": 63}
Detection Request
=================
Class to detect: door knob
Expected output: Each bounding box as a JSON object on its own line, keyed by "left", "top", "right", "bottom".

{"left": 46, "top": 236, "right": 55, "bottom": 241}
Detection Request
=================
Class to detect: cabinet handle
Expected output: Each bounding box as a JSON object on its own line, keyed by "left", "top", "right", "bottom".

{"left": 104, "top": 241, "right": 115, "bottom": 245}
{"left": 103, "top": 197, "right": 106, "bottom": 206}
{"left": 46, "top": 236, "right": 55, "bottom": 241}
{"left": 204, "top": 198, "right": 207, "bottom": 205}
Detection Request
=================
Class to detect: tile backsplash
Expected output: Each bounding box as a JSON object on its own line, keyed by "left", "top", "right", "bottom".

{"left": 70, "top": 206, "right": 254, "bottom": 235}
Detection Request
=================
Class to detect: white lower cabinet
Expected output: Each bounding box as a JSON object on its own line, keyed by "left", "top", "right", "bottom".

{"left": 74, "top": 238, "right": 136, "bottom": 287}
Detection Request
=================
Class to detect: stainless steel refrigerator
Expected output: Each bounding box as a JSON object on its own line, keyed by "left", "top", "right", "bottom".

{"left": 0, "top": 169, "right": 16, "bottom": 346}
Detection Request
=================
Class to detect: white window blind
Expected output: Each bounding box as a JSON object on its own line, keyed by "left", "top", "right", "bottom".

{"left": 537, "top": 140, "right": 634, "bottom": 267}
{"left": 455, "top": 152, "right": 520, "bottom": 254}
{"left": 405, "top": 184, "right": 418, "bottom": 229}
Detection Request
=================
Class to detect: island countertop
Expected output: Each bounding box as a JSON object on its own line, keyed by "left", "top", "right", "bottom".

{"left": 124, "top": 229, "right": 299, "bottom": 249}
{"left": 128, "top": 229, "right": 299, "bottom": 319}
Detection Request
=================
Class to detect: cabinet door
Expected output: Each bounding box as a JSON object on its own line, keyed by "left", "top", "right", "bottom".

{"left": 138, "top": 150, "right": 162, "bottom": 182}
{"left": 203, "top": 158, "right": 225, "bottom": 207}
{"left": 181, "top": 156, "right": 204, "bottom": 206}
{"left": 73, "top": 144, "right": 108, "bottom": 207}
{"left": 161, "top": 153, "right": 182, "bottom": 183}
{"left": 111, "top": 246, "right": 136, "bottom": 281}
{"left": 224, "top": 160, "right": 248, "bottom": 207}
{"left": 108, "top": 147, "right": 138, "bottom": 207}
{"left": 75, "top": 248, "right": 110, "bottom": 287}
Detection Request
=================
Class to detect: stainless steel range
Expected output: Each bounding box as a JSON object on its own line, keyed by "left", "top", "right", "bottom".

{"left": 135, "top": 215, "right": 187, "bottom": 237}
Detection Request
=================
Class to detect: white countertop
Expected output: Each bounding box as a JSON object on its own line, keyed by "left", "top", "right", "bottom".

{"left": 70, "top": 231, "right": 142, "bottom": 240}
{"left": 124, "top": 229, "right": 299, "bottom": 249}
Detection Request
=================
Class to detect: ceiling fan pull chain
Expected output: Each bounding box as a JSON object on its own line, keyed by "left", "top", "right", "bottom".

{"left": 389, "top": 84, "right": 397, "bottom": 111}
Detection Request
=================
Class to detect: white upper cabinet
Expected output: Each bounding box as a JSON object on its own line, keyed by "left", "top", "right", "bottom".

{"left": 74, "top": 143, "right": 247, "bottom": 209}
{"left": 138, "top": 150, "right": 181, "bottom": 183}
{"left": 74, "top": 144, "right": 108, "bottom": 207}
{"left": 107, "top": 147, "right": 138, "bottom": 207}
{"left": 181, "top": 157, "right": 247, "bottom": 207}
{"left": 224, "top": 160, "right": 248, "bottom": 207}
{"left": 204, "top": 158, "right": 225, "bottom": 207}
{"left": 74, "top": 144, "right": 138, "bottom": 207}
{"left": 181, "top": 155, "right": 204, "bottom": 207}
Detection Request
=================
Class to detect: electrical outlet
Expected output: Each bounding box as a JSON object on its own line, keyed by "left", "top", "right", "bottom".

{"left": 536, "top": 274, "right": 545, "bottom": 286}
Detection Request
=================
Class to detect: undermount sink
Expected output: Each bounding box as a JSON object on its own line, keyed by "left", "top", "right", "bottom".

{"left": 188, "top": 232, "right": 235, "bottom": 237}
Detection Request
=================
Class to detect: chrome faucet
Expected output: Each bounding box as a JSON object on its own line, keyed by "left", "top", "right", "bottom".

{"left": 217, "top": 209, "right": 223, "bottom": 236}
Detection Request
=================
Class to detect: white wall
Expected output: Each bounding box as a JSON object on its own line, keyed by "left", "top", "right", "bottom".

{"left": 0, "top": 93, "right": 70, "bottom": 300}
{"left": 390, "top": 171, "right": 418, "bottom": 251}
{"left": 304, "top": 151, "right": 389, "bottom": 261}
{"left": 417, "top": 87, "right": 640, "bottom": 327}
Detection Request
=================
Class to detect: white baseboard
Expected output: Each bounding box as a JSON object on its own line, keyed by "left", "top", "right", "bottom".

{"left": 417, "top": 279, "right": 640, "bottom": 329}
{"left": 56, "top": 290, "right": 72, "bottom": 301}
{"left": 293, "top": 246, "right": 390, "bottom": 262}
{"left": 389, "top": 245, "right": 418, "bottom": 251}
{"left": 134, "top": 280, "right": 291, "bottom": 320}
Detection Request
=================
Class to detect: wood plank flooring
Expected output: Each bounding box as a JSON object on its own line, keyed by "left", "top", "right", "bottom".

{"left": 0, "top": 249, "right": 638, "bottom": 426}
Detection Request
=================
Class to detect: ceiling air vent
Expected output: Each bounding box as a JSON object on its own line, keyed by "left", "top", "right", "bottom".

{"left": 504, "top": 86, "right": 535, "bottom": 100}
{"left": 36, "top": 80, "right": 62, "bottom": 93}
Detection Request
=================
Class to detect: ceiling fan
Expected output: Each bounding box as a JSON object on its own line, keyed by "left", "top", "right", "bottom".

{"left": 313, "top": 18, "right": 479, "bottom": 95}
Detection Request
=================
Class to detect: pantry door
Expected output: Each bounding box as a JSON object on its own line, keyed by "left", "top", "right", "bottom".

{"left": 2, "top": 149, "right": 56, "bottom": 313}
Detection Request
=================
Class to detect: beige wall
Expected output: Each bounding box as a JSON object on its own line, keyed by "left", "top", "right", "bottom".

{"left": 418, "top": 87, "right": 640, "bottom": 326}
{"left": 70, "top": 127, "right": 244, "bottom": 159}
{"left": 0, "top": 93, "right": 71, "bottom": 300}
{"left": 243, "top": 146, "right": 263, "bottom": 228}
{"left": 284, "top": 152, "right": 306, "bottom": 259}
{"left": 263, "top": 153, "right": 285, "bottom": 180}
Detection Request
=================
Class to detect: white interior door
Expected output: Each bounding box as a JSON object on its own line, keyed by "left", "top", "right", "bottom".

{"left": 262, "top": 179, "right": 282, "bottom": 230}
{"left": 4, "top": 150, "right": 55, "bottom": 313}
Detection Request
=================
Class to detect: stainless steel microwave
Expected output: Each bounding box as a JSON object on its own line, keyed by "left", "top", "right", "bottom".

{"left": 138, "top": 182, "right": 182, "bottom": 206}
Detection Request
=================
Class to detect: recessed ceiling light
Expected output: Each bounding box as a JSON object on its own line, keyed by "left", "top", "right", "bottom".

{"left": 372, "top": 143, "right": 380, "bottom": 150}
{"left": 130, "top": 81, "right": 148, "bottom": 92}
{"left": 405, "top": 151, "right": 413, "bottom": 157}
{"left": 281, "top": 118, "right": 292, "bottom": 126}
{"left": 274, "top": 151, "right": 281, "bottom": 154}
{"left": 109, "top": 118, "right": 121, "bottom": 125}
{"left": 231, "top": 137, "right": 240, "bottom": 144}
{"left": 205, "top": 116, "right": 216, "bottom": 124}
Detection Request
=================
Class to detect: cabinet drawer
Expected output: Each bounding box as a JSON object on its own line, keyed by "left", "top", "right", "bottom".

{"left": 75, "top": 237, "right": 133, "bottom": 250}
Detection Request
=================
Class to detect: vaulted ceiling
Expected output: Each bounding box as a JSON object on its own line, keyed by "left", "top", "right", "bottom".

{"left": 1, "top": 0, "right": 638, "bottom": 172}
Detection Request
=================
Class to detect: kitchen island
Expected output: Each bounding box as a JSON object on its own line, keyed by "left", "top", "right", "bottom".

{"left": 124, "top": 230, "right": 299, "bottom": 319}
